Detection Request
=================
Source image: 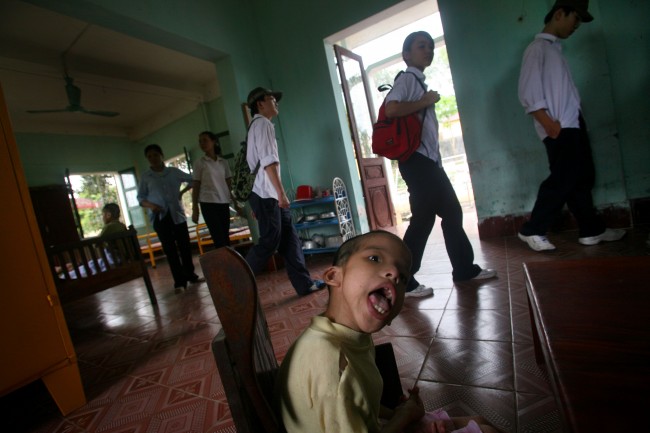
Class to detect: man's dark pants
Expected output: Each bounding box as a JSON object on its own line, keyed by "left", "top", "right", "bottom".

{"left": 245, "top": 192, "right": 312, "bottom": 296}
{"left": 520, "top": 116, "right": 605, "bottom": 238}
{"left": 154, "top": 212, "right": 196, "bottom": 288}
{"left": 399, "top": 152, "right": 480, "bottom": 288}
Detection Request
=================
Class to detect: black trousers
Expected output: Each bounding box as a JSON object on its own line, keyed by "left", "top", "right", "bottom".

{"left": 153, "top": 212, "right": 196, "bottom": 287}
{"left": 520, "top": 116, "right": 605, "bottom": 238}
{"left": 200, "top": 202, "right": 231, "bottom": 248}
{"left": 245, "top": 192, "right": 313, "bottom": 295}
{"left": 399, "top": 152, "right": 480, "bottom": 286}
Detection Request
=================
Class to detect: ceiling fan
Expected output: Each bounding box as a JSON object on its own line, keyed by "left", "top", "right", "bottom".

{"left": 27, "top": 75, "right": 120, "bottom": 117}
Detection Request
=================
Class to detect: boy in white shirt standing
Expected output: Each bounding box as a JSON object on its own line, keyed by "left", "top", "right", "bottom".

{"left": 517, "top": 0, "right": 625, "bottom": 251}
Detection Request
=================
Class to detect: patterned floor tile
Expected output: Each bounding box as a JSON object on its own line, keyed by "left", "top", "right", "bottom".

{"left": 376, "top": 309, "right": 444, "bottom": 338}
{"left": 511, "top": 307, "right": 534, "bottom": 344}
{"left": 513, "top": 343, "right": 552, "bottom": 395}
{"left": 447, "top": 285, "right": 512, "bottom": 310}
{"left": 415, "top": 380, "right": 517, "bottom": 433}
{"left": 437, "top": 309, "right": 512, "bottom": 341}
{"left": 418, "top": 339, "right": 514, "bottom": 391}
{"left": 372, "top": 335, "right": 433, "bottom": 384}
{"left": 516, "top": 392, "right": 563, "bottom": 433}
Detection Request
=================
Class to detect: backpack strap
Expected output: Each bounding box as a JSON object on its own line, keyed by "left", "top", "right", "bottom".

{"left": 244, "top": 117, "right": 261, "bottom": 175}
{"left": 391, "top": 70, "right": 428, "bottom": 122}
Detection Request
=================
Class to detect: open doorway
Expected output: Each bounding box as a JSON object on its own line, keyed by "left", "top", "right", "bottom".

{"left": 331, "top": 0, "right": 476, "bottom": 227}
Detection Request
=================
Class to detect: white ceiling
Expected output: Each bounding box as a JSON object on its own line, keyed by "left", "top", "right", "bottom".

{"left": 0, "top": 0, "right": 220, "bottom": 140}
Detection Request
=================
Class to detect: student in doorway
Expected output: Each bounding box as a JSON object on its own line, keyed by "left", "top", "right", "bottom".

{"left": 385, "top": 31, "right": 496, "bottom": 297}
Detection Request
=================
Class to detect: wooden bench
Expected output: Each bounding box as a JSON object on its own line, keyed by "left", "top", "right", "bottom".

{"left": 524, "top": 256, "right": 650, "bottom": 432}
{"left": 137, "top": 232, "right": 163, "bottom": 268}
{"left": 194, "top": 223, "right": 253, "bottom": 255}
{"left": 47, "top": 227, "right": 157, "bottom": 305}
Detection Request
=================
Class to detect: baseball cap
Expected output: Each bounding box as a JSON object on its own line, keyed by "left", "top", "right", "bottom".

{"left": 553, "top": 0, "right": 594, "bottom": 22}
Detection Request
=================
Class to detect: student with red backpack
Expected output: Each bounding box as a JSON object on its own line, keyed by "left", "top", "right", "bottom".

{"left": 384, "top": 31, "right": 496, "bottom": 296}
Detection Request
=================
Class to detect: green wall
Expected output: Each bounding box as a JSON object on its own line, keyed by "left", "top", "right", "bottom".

{"left": 16, "top": 133, "right": 135, "bottom": 186}
{"left": 599, "top": 0, "right": 650, "bottom": 198}
{"left": 438, "top": 0, "right": 649, "bottom": 222}
{"left": 248, "top": 0, "right": 402, "bottom": 231}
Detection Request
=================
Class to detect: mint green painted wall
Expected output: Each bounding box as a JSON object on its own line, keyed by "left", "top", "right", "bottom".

{"left": 438, "top": 0, "right": 649, "bottom": 221}
{"left": 248, "top": 0, "right": 402, "bottom": 232}
{"left": 16, "top": 133, "right": 135, "bottom": 186}
{"left": 599, "top": 0, "right": 650, "bottom": 198}
{"left": 17, "top": 98, "right": 229, "bottom": 187}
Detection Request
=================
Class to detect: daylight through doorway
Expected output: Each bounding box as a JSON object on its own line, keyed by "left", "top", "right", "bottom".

{"left": 333, "top": 2, "right": 476, "bottom": 224}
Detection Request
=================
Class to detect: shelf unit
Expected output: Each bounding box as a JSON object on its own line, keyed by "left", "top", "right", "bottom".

{"left": 290, "top": 177, "right": 355, "bottom": 255}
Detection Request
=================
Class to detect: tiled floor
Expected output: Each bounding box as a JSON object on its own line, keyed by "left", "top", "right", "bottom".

{"left": 3, "top": 213, "right": 649, "bottom": 433}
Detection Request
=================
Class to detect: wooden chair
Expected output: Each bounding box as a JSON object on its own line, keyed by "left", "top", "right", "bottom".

{"left": 200, "top": 247, "right": 282, "bottom": 433}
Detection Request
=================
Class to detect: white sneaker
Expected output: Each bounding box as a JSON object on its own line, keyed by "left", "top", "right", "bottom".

{"left": 518, "top": 233, "right": 556, "bottom": 251}
{"left": 578, "top": 228, "right": 626, "bottom": 246}
{"left": 405, "top": 285, "right": 434, "bottom": 298}
{"left": 472, "top": 269, "right": 497, "bottom": 280}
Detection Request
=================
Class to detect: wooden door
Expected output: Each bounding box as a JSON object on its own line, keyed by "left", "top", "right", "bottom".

{"left": 0, "top": 83, "right": 85, "bottom": 414}
{"left": 334, "top": 45, "right": 397, "bottom": 231}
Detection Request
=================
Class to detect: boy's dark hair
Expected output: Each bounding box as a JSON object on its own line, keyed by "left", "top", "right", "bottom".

{"left": 544, "top": 6, "right": 575, "bottom": 24}
{"left": 199, "top": 131, "right": 222, "bottom": 155}
{"left": 332, "top": 230, "right": 410, "bottom": 268}
{"left": 250, "top": 98, "right": 262, "bottom": 115}
{"left": 144, "top": 143, "right": 163, "bottom": 156}
{"left": 401, "top": 31, "right": 434, "bottom": 61}
{"left": 102, "top": 203, "right": 120, "bottom": 219}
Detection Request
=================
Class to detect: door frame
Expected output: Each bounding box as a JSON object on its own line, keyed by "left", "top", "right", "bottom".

{"left": 334, "top": 44, "right": 397, "bottom": 231}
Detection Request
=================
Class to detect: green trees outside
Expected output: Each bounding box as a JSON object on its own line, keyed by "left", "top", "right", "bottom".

{"left": 74, "top": 174, "right": 118, "bottom": 237}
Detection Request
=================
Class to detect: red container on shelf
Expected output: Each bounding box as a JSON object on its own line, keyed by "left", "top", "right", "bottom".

{"left": 295, "top": 185, "right": 313, "bottom": 201}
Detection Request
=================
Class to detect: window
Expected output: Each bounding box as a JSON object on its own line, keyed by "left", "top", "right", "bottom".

{"left": 69, "top": 173, "right": 129, "bottom": 237}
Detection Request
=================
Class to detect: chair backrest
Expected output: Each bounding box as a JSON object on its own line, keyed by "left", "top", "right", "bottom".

{"left": 200, "top": 247, "right": 282, "bottom": 433}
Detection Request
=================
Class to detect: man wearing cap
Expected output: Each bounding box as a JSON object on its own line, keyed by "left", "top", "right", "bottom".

{"left": 244, "top": 87, "right": 325, "bottom": 296}
{"left": 517, "top": 0, "right": 625, "bottom": 252}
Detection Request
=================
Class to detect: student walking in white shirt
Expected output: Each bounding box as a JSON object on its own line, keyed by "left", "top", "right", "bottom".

{"left": 517, "top": 0, "right": 625, "bottom": 251}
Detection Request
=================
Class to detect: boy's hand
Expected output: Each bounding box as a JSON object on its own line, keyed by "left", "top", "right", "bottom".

{"left": 531, "top": 109, "right": 561, "bottom": 139}
{"left": 398, "top": 387, "right": 425, "bottom": 424}
{"left": 423, "top": 90, "right": 441, "bottom": 106}
{"left": 191, "top": 208, "right": 199, "bottom": 224}
{"left": 543, "top": 119, "right": 562, "bottom": 139}
{"left": 278, "top": 192, "right": 290, "bottom": 209}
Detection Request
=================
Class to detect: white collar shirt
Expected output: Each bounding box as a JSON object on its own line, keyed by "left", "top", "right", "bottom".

{"left": 192, "top": 155, "right": 232, "bottom": 204}
{"left": 384, "top": 66, "right": 441, "bottom": 166}
{"left": 246, "top": 114, "right": 281, "bottom": 200}
{"left": 519, "top": 33, "right": 582, "bottom": 140}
